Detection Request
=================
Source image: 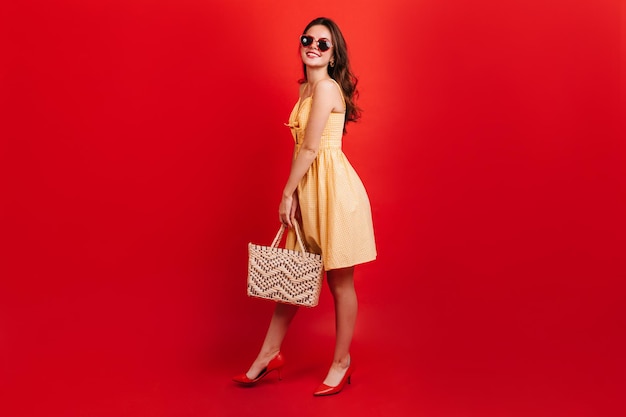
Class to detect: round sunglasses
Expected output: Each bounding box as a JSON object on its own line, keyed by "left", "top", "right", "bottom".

{"left": 300, "top": 35, "right": 333, "bottom": 52}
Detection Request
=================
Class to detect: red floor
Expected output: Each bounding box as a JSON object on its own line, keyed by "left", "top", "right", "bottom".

{"left": 2, "top": 268, "right": 624, "bottom": 417}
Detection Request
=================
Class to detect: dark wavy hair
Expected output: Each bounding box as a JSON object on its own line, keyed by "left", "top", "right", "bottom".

{"left": 299, "top": 17, "right": 362, "bottom": 133}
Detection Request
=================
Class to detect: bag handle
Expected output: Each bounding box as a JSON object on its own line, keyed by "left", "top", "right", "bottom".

{"left": 270, "top": 220, "right": 308, "bottom": 254}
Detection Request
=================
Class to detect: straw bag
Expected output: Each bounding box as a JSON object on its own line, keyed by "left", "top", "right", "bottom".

{"left": 247, "top": 220, "right": 324, "bottom": 307}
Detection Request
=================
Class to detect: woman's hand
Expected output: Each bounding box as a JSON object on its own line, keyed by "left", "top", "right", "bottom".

{"left": 279, "top": 192, "right": 299, "bottom": 228}
{"left": 279, "top": 193, "right": 293, "bottom": 228}
{"left": 290, "top": 192, "right": 299, "bottom": 224}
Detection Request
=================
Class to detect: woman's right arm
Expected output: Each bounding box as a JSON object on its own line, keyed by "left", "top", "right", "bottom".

{"left": 279, "top": 80, "right": 339, "bottom": 227}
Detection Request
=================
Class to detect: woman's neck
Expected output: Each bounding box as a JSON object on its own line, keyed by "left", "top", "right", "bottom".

{"left": 306, "top": 66, "right": 331, "bottom": 86}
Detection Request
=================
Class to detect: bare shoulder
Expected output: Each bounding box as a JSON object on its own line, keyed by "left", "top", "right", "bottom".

{"left": 313, "top": 79, "right": 341, "bottom": 98}
{"left": 312, "top": 79, "right": 343, "bottom": 111}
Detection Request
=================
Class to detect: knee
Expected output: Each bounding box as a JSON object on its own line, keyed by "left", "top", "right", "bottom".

{"left": 327, "top": 279, "right": 355, "bottom": 299}
{"left": 326, "top": 267, "right": 356, "bottom": 299}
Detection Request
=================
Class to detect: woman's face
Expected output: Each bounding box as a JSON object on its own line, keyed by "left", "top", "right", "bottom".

{"left": 300, "top": 24, "right": 334, "bottom": 69}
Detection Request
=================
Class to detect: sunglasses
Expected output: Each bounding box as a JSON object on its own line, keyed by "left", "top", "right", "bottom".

{"left": 300, "top": 35, "right": 333, "bottom": 52}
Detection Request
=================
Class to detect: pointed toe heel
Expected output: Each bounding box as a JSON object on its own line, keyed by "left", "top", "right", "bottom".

{"left": 313, "top": 364, "right": 354, "bottom": 396}
{"left": 232, "top": 352, "right": 285, "bottom": 386}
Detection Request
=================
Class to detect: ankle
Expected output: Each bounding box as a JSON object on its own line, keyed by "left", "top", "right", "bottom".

{"left": 332, "top": 354, "right": 351, "bottom": 369}
{"left": 258, "top": 349, "right": 280, "bottom": 362}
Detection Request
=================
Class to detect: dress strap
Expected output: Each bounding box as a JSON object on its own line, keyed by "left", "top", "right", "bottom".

{"left": 329, "top": 78, "right": 346, "bottom": 108}
{"left": 301, "top": 82, "right": 317, "bottom": 102}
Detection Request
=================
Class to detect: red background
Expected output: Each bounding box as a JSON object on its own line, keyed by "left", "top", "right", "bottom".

{"left": 1, "top": 1, "right": 624, "bottom": 416}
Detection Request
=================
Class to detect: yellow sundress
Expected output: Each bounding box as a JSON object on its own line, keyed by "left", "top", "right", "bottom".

{"left": 284, "top": 80, "right": 377, "bottom": 271}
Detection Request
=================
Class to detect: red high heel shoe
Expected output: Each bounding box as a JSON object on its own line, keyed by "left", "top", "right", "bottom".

{"left": 232, "top": 352, "right": 285, "bottom": 386}
{"left": 313, "top": 363, "right": 354, "bottom": 396}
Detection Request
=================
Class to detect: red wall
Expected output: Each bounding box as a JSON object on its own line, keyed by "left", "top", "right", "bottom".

{"left": 1, "top": 1, "right": 624, "bottom": 415}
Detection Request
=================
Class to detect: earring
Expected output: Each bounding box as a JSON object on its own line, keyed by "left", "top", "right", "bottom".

{"left": 330, "top": 59, "right": 335, "bottom": 67}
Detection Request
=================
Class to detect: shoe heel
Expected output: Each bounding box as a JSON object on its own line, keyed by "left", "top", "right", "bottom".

{"left": 277, "top": 368, "right": 282, "bottom": 381}
{"left": 347, "top": 376, "right": 351, "bottom": 385}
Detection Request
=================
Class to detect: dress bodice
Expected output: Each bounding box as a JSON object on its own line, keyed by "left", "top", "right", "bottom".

{"left": 285, "top": 85, "right": 346, "bottom": 150}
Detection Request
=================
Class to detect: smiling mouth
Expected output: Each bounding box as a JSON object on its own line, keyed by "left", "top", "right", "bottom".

{"left": 306, "top": 52, "right": 320, "bottom": 58}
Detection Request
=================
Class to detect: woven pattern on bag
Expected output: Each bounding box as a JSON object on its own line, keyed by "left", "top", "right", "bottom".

{"left": 247, "top": 243, "right": 323, "bottom": 307}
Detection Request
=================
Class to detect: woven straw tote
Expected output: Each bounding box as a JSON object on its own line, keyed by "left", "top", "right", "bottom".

{"left": 247, "top": 220, "right": 324, "bottom": 307}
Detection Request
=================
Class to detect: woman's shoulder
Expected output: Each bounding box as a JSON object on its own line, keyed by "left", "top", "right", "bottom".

{"left": 312, "top": 78, "right": 342, "bottom": 99}
{"left": 314, "top": 78, "right": 339, "bottom": 91}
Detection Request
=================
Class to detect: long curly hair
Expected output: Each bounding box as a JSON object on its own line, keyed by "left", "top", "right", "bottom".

{"left": 299, "top": 17, "right": 362, "bottom": 133}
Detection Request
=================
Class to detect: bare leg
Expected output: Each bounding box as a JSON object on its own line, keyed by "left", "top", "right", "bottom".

{"left": 322, "top": 266, "right": 357, "bottom": 386}
{"left": 245, "top": 302, "right": 299, "bottom": 379}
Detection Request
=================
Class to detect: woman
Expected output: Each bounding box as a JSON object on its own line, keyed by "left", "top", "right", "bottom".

{"left": 233, "top": 17, "right": 376, "bottom": 396}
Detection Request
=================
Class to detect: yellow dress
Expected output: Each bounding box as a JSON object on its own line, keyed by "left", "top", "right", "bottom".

{"left": 285, "top": 80, "right": 377, "bottom": 271}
